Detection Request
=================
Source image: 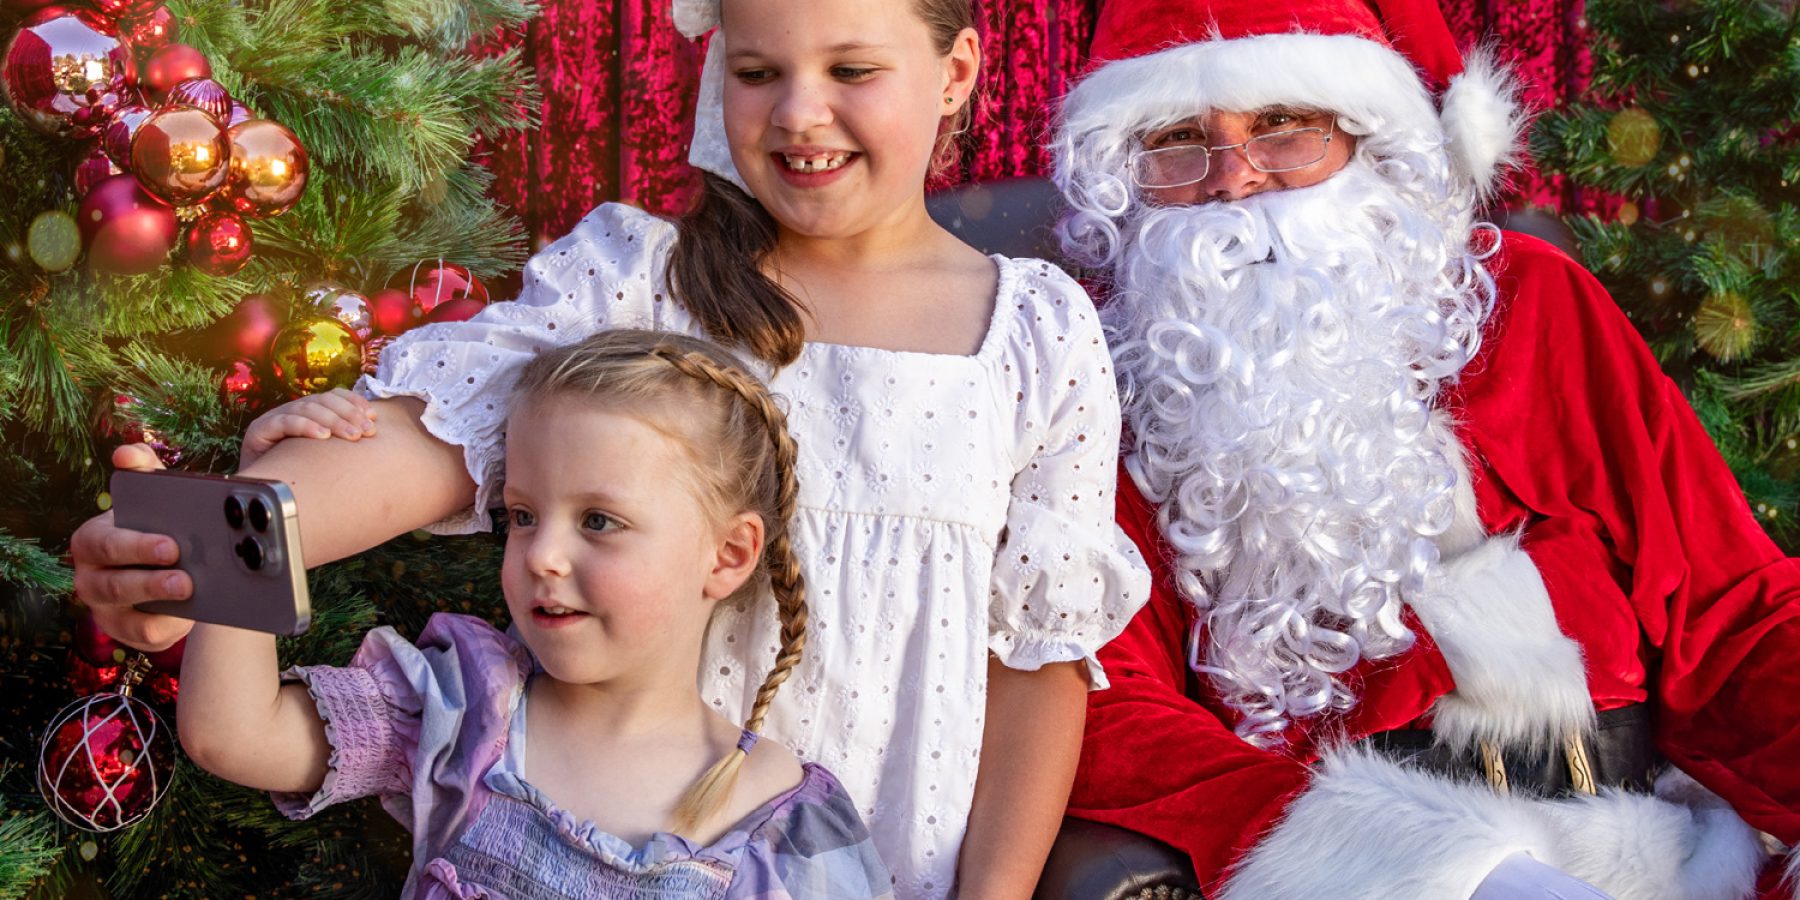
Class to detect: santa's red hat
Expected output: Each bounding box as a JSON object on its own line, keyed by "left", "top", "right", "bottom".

{"left": 1059, "top": 0, "right": 1524, "bottom": 196}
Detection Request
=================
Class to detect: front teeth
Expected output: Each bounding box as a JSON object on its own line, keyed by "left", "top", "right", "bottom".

{"left": 783, "top": 152, "right": 851, "bottom": 174}
{"left": 541, "top": 606, "right": 579, "bottom": 616}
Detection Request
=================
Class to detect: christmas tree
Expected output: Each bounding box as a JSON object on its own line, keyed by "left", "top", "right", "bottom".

{"left": 0, "top": 0, "right": 536, "bottom": 892}
{"left": 1531, "top": 0, "right": 1800, "bottom": 544}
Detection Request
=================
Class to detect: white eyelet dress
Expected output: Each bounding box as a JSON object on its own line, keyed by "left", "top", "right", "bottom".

{"left": 358, "top": 203, "right": 1150, "bottom": 899}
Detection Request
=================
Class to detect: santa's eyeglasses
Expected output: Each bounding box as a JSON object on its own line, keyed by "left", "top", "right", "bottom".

{"left": 1128, "top": 122, "right": 1337, "bottom": 190}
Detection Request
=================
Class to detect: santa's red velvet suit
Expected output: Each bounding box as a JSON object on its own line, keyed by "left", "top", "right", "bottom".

{"left": 1049, "top": 0, "right": 1800, "bottom": 897}
{"left": 1069, "top": 231, "right": 1800, "bottom": 898}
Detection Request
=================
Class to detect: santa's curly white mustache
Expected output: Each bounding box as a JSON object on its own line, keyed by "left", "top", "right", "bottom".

{"left": 1101, "top": 156, "right": 1499, "bottom": 746}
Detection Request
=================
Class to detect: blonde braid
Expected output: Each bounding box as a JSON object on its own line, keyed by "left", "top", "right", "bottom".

{"left": 657, "top": 345, "right": 810, "bottom": 836}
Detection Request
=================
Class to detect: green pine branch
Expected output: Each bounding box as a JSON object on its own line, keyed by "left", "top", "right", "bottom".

{"left": 113, "top": 344, "right": 249, "bottom": 472}
{"left": 1540, "top": 0, "right": 1800, "bottom": 540}
{"left": 0, "top": 795, "right": 59, "bottom": 898}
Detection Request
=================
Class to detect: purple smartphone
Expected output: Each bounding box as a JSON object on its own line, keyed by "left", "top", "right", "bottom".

{"left": 112, "top": 469, "right": 311, "bottom": 635}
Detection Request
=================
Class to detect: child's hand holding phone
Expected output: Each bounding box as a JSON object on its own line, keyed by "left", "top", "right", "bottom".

{"left": 111, "top": 468, "right": 310, "bottom": 635}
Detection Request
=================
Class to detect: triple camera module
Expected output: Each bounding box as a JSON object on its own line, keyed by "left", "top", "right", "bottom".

{"left": 224, "top": 494, "right": 278, "bottom": 572}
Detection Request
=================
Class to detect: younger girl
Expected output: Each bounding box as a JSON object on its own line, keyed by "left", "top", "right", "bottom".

{"left": 80, "top": 0, "right": 1150, "bottom": 894}
{"left": 177, "top": 331, "right": 892, "bottom": 898}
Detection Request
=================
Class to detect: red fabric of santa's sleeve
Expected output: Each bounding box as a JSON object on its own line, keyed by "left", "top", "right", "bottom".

{"left": 1457, "top": 233, "right": 1800, "bottom": 845}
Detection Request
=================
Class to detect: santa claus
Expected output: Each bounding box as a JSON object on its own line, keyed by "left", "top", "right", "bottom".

{"left": 1048, "top": 0, "right": 1800, "bottom": 897}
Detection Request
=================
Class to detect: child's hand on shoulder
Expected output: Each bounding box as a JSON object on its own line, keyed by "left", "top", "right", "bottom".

{"left": 240, "top": 388, "right": 378, "bottom": 467}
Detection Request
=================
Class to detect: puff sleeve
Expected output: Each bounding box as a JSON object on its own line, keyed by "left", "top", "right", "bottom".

{"left": 271, "top": 614, "right": 529, "bottom": 842}
{"left": 986, "top": 260, "right": 1150, "bottom": 688}
{"left": 357, "top": 203, "right": 698, "bottom": 533}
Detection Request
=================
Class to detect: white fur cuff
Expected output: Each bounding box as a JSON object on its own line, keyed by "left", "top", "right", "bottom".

{"left": 1411, "top": 534, "right": 1595, "bottom": 753}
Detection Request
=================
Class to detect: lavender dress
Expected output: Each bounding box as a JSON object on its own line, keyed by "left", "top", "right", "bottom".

{"left": 273, "top": 613, "right": 892, "bottom": 899}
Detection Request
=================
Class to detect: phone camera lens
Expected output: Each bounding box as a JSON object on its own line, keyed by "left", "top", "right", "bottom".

{"left": 247, "top": 498, "right": 270, "bottom": 532}
{"left": 236, "top": 536, "right": 265, "bottom": 571}
{"left": 225, "top": 496, "right": 245, "bottom": 528}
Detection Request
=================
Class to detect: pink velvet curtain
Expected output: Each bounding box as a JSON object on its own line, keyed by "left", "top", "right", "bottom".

{"left": 483, "top": 0, "right": 1598, "bottom": 249}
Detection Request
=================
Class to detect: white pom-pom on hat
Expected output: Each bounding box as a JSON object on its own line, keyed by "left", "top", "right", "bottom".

{"left": 671, "top": 0, "right": 719, "bottom": 39}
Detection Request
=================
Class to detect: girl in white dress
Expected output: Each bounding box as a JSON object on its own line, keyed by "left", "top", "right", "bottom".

{"left": 73, "top": 0, "right": 1148, "bottom": 895}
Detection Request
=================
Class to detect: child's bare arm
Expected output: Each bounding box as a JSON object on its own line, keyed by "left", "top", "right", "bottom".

{"left": 176, "top": 622, "right": 332, "bottom": 793}
{"left": 957, "top": 657, "right": 1088, "bottom": 899}
{"left": 75, "top": 398, "right": 474, "bottom": 652}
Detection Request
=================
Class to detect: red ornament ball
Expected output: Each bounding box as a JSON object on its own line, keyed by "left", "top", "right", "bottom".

{"left": 199, "top": 293, "right": 283, "bottom": 361}
{"left": 67, "top": 655, "right": 124, "bottom": 697}
{"left": 121, "top": 7, "right": 176, "bottom": 49}
{"left": 184, "top": 210, "right": 252, "bottom": 276}
{"left": 1, "top": 0, "right": 62, "bottom": 19}
{"left": 37, "top": 690, "right": 176, "bottom": 831}
{"left": 220, "top": 358, "right": 261, "bottom": 409}
{"left": 426, "top": 295, "right": 486, "bottom": 325}
{"left": 390, "top": 260, "right": 488, "bottom": 316}
{"left": 74, "top": 612, "right": 128, "bottom": 669}
{"left": 78, "top": 173, "right": 178, "bottom": 275}
{"left": 92, "top": 0, "right": 160, "bottom": 22}
{"left": 161, "top": 77, "right": 231, "bottom": 124}
{"left": 368, "top": 287, "right": 421, "bottom": 335}
{"left": 141, "top": 42, "right": 209, "bottom": 96}
{"left": 103, "top": 102, "right": 153, "bottom": 166}
{"left": 2, "top": 8, "right": 137, "bottom": 138}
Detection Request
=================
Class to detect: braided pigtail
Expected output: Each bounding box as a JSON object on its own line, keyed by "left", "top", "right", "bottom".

{"left": 510, "top": 329, "right": 809, "bottom": 838}
{"left": 651, "top": 344, "right": 809, "bottom": 838}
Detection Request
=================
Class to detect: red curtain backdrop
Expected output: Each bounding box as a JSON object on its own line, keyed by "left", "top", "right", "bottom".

{"left": 483, "top": 0, "right": 1598, "bottom": 250}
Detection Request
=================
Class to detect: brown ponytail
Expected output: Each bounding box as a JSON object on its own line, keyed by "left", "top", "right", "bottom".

{"left": 668, "top": 173, "right": 809, "bottom": 368}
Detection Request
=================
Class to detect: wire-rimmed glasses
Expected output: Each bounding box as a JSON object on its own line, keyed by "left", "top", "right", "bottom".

{"left": 1129, "top": 123, "right": 1337, "bottom": 190}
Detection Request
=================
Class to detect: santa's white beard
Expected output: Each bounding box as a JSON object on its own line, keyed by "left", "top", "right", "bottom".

{"left": 1106, "top": 158, "right": 1495, "bottom": 746}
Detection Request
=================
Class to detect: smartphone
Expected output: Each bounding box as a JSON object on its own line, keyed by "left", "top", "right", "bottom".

{"left": 111, "top": 469, "right": 311, "bottom": 635}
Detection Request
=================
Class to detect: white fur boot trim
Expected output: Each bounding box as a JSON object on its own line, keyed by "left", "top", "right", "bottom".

{"left": 1540, "top": 768, "right": 1766, "bottom": 900}
{"left": 1411, "top": 533, "right": 1595, "bottom": 754}
{"left": 1217, "top": 750, "right": 1765, "bottom": 900}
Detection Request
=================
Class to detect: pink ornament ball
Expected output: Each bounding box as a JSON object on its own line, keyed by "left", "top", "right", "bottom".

{"left": 78, "top": 173, "right": 177, "bottom": 275}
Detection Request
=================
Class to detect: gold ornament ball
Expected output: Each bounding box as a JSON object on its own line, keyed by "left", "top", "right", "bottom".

{"left": 1698, "top": 195, "right": 1775, "bottom": 266}
{"left": 130, "top": 105, "right": 230, "bottom": 207}
{"left": 1617, "top": 200, "right": 1640, "bottom": 227}
{"left": 268, "top": 316, "right": 362, "bottom": 397}
{"left": 1693, "top": 290, "right": 1756, "bottom": 363}
{"left": 1606, "top": 108, "right": 1662, "bottom": 168}
{"left": 220, "top": 119, "right": 309, "bottom": 219}
{"left": 27, "top": 210, "right": 81, "bottom": 272}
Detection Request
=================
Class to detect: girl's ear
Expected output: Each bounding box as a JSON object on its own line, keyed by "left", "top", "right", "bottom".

{"left": 704, "top": 511, "right": 765, "bottom": 601}
{"left": 940, "top": 27, "right": 981, "bottom": 116}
